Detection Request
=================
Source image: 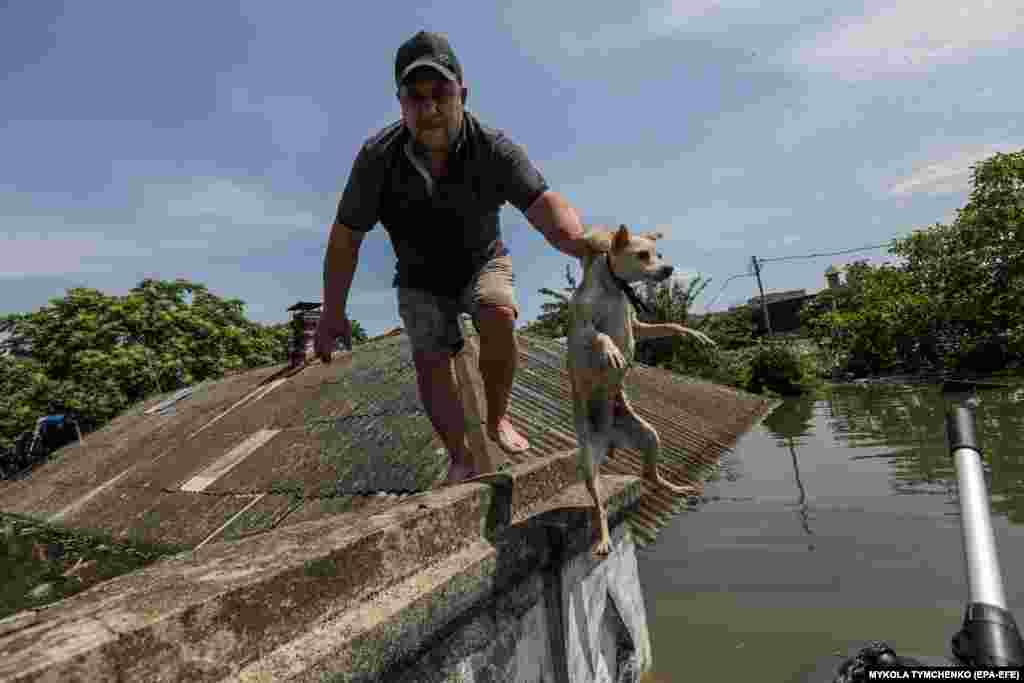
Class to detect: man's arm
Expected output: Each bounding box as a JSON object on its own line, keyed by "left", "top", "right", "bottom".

{"left": 322, "top": 222, "right": 365, "bottom": 321}
{"left": 488, "top": 132, "right": 587, "bottom": 260}
{"left": 525, "top": 190, "right": 588, "bottom": 259}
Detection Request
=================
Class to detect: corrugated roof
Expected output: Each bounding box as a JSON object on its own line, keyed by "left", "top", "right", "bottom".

{"left": 512, "top": 334, "right": 774, "bottom": 545}
{"left": 0, "top": 329, "right": 773, "bottom": 549}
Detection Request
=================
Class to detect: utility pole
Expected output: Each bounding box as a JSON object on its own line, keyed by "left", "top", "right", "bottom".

{"left": 751, "top": 255, "right": 773, "bottom": 337}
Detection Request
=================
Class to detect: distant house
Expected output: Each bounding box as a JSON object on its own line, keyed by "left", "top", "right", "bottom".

{"left": 724, "top": 266, "right": 849, "bottom": 337}
{"left": 746, "top": 289, "right": 814, "bottom": 335}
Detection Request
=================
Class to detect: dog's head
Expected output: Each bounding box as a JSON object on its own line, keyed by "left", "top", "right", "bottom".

{"left": 587, "top": 224, "right": 673, "bottom": 284}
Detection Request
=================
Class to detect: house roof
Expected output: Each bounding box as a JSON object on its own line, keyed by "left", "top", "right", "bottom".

{"left": 0, "top": 329, "right": 773, "bottom": 549}
{"left": 748, "top": 289, "right": 810, "bottom": 306}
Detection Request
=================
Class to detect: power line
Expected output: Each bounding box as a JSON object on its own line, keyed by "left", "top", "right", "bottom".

{"left": 758, "top": 239, "right": 898, "bottom": 263}
{"left": 701, "top": 272, "right": 754, "bottom": 313}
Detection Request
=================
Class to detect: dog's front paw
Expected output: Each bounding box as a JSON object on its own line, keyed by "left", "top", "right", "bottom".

{"left": 674, "top": 325, "right": 717, "bottom": 347}
{"left": 596, "top": 335, "right": 627, "bottom": 369}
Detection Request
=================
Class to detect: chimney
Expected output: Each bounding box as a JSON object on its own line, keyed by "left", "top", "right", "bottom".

{"left": 825, "top": 265, "right": 841, "bottom": 289}
{"left": 286, "top": 301, "right": 322, "bottom": 368}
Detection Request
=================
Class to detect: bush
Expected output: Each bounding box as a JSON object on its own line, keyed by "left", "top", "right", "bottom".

{"left": 665, "top": 337, "right": 821, "bottom": 396}
{"left": 747, "top": 340, "right": 817, "bottom": 395}
{"left": 668, "top": 346, "right": 752, "bottom": 390}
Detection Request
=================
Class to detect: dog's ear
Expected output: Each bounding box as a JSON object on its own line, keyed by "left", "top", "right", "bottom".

{"left": 613, "top": 224, "right": 631, "bottom": 252}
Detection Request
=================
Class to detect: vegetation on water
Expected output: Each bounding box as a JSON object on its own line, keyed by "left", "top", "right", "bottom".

{"left": 0, "top": 278, "right": 368, "bottom": 455}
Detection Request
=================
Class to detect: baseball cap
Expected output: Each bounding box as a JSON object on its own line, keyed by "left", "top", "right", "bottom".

{"left": 395, "top": 31, "right": 463, "bottom": 86}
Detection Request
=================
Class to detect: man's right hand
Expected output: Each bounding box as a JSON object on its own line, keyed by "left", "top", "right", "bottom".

{"left": 314, "top": 314, "right": 353, "bottom": 364}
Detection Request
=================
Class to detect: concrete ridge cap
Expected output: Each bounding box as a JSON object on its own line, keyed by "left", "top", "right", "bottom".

{"left": 0, "top": 483, "right": 496, "bottom": 644}
{"left": 0, "top": 471, "right": 644, "bottom": 682}
{"left": 221, "top": 476, "right": 642, "bottom": 683}
{"left": 0, "top": 454, "right": 581, "bottom": 644}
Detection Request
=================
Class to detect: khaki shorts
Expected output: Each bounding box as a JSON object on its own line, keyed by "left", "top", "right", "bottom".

{"left": 397, "top": 254, "right": 519, "bottom": 355}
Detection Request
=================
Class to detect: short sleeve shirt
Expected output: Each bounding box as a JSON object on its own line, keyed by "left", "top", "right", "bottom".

{"left": 334, "top": 111, "right": 549, "bottom": 297}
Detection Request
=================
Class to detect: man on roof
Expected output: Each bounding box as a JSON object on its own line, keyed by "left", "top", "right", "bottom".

{"left": 315, "top": 31, "right": 589, "bottom": 485}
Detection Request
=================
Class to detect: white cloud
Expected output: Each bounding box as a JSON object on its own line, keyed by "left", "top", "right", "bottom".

{"left": 791, "top": 1, "right": 1024, "bottom": 79}
{"left": 1, "top": 179, "right": 323, "bottom": 281}
{"left": 149, "top": 178, "right": 319, "bottom": 230}
{"left": 0, "top": 228, "right": 154, "bottom": 279}
{"left": 888, "top": 143, "right": 1019, "bottom": 197}
{"left": 555, "top": 0, "right": 743, "bottom": 56}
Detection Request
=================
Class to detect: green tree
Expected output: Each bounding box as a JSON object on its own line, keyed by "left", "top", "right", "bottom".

{"left": 635, "top": 274, "right": 710, "bottom": 367}
{"left": 0, "top": 279, "right": 291, "bottom": 452}
{"left": 520, "top": 264, "right": 579, "bottom": 339}
{"left": 350, "top": 320, "right": 368, "bottom": 346}
{"left": 802, "top": 261, "right": 927, "bottom": 375}
{"left": 701, "top": 306, "right": 755, "bottom": 350}
{"left": 891, "top": 150, "right": 1024, "bottom": 368}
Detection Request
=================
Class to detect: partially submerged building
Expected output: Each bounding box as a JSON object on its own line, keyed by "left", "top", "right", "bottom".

{"left": 0, "top": 313, "right": 774, "bottom": 682}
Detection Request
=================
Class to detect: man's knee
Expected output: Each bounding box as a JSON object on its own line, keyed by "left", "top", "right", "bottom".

{"left": 476, "top": 303, "right": 517, "bottom": 328}
{"left": 475, "top": 305, "right": 517, "bottom": 360}
{"left": 412, "top": 348, "right": 454, "bottom": 373}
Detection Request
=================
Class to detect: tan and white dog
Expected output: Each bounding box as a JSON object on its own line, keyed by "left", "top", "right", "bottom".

{"left": 567, "top": 224, "right": 716, "bottom": 557}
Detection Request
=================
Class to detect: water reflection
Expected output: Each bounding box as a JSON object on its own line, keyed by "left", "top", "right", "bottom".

{"left": 821, "top": 380, "right": 1024, "bottom": 524}
{"left": 762, "top": 398, "right": 817, "bottom": 545}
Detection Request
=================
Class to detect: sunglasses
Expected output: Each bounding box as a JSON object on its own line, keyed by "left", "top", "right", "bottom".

{"left": 397, "top": 82, "right": 464, "bottom": 109}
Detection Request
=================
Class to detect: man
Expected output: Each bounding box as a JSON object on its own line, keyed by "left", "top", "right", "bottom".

{"left": 315, "top": 31, "right": 589, "bottom": 485}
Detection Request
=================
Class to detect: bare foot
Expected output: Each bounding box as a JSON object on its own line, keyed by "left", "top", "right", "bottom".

{"left": 591, "top": 507, "right": 613, "bottom": 558}
{"left": 487, "top": 417, "right": 530, "bottom": 454}
{"left": 644, "top": 470, "right": 697, "bottom": 496}
{"left": 442, "top": 461, "right": 479, "bottom": 487}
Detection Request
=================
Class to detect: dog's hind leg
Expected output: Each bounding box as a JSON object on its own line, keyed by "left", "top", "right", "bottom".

{"left": 575, "top": 393, "right": 615, "bottom": 558}
{"left": 613, "top": 403, "right": 696, "bottom": 497}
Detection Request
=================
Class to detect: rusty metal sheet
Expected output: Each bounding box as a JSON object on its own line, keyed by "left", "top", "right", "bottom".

{"left": 200, "top": 427, "right": 341, "bottom": 497}
{"left": 203, "top": 493, "right": 300, "bottom": 544}
{"left": 57, "top": 487, "right": 265, "bottom": 548}
{"left": 35, "top": 368, "right": 289, "bottom": 490}
{"left": 0, "top": 479, "right": 90, "bottom": 520}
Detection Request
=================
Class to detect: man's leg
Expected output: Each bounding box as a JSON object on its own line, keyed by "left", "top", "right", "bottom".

{"left": 469, "top": 254, "right": 530, "bottom": 453}
{"left": 397, "top": 288, "right": 475, "bottom": 485}
{"left": 411, "top": 349, "right": 475, "bottom": 484}
{"left": 475, "top": 304, "right": 528, "bottom": 450}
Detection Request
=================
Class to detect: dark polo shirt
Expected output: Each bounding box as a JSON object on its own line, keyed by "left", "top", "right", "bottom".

{"left": 335, "top": 111, "right": 549, "bottom": 297}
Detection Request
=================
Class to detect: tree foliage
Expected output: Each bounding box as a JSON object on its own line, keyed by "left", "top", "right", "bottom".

{"left": 634, "top": 274, "right": 710, "bottom": 367}
{"left": 519, "top": 264, "right": 579, "bottom": 340}
{"left": 802, "top": 148, "right": 1024, "bottom": 375}
{"left": 0, "top": 279, "right": 293, "bottom": 452}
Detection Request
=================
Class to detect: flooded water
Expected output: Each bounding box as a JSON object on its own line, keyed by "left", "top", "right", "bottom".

{"left": 638, "top": 377, "right": 1024, "bottom": 682}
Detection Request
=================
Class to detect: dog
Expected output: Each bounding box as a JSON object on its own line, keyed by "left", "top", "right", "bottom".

{"left": 567, "top": 224, "right": 716, "bottom": 557}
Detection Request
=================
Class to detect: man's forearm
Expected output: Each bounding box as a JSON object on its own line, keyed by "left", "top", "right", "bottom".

{"left": 322, "top": 223, "right": 362, "bottom": 318}
{"left": 525, "top": 191, "right": 587, "bottom": 259}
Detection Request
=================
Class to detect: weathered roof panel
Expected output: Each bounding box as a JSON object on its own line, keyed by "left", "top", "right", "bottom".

{"left": 1, "top": 329, "right": 773, "bottom": 549}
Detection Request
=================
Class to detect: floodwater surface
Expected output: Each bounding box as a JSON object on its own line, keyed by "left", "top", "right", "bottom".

{"left": 638, "top": 377, "right": 1024, "bottom": 682}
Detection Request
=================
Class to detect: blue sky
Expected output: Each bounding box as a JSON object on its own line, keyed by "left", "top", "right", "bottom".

{"left": 3, "top": 1, "right": 1022, "bottom": 336}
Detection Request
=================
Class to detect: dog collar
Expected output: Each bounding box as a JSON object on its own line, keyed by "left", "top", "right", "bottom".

{"left": 606, "top": 256, "right": 652, "bottom": 315}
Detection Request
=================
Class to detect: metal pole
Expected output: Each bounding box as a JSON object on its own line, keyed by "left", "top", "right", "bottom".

{"left": 946, "top": 400, "right": 1007, "bottom": 609}
{"left": 954, "top": 444, "right": 1008, "bottom": 608}
{"left": 752, "top": 256, "right": 773, "bottom": 337}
